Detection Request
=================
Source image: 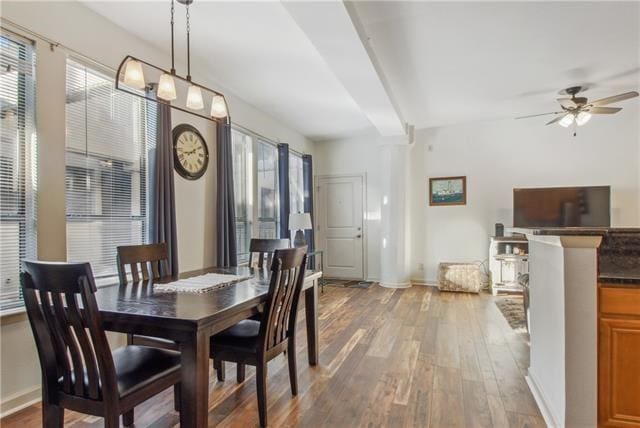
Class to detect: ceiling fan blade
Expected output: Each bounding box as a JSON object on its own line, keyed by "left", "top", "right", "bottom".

{"left": 545, "top": 115, "right": 566, "bottom": 125}
{"left": 515, "top": 111, "right": 563, "bottom": 120}
{"left": 557, "top": 98, "right": 577, "bottom": 109}
{"left": 588, "top": 106, "right": 622, "bottom": 114}
{"left": 588, "top": 91, "right": 639, "bottom": 106}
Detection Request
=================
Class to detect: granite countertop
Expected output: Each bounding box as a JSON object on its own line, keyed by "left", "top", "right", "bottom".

{"left": 507, "top": 227, "right": 640, "bottom": 286}
{"left": 599, "top": 269, "right": 640, "bottom": 285}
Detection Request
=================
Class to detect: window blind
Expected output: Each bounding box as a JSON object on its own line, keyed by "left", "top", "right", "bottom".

{"left": 65, "top": 59, "right": 155, "bottom": 284}
{"left": 289, "top": 153, "right": 304, "bottom": 214}
{"left": 0, "top": 32, "right": 37, "bottom": 312}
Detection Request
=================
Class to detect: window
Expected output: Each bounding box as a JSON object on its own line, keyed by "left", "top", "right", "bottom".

{"left": 65, "top": 59, "right": 155, "bottom": 284}
{"left": 0, "top": 32, "right": 37, "bottom": 312}
{"left": 232, "top": 129, "right": 251, "bottom": 262}
{"left": 289, "top": 153, "right": 304, "bottom": 214}
{"left": 255, "top": 140, "right": 278, "bottom": 238}
{"left": 231, "top": 127, "right": 281, "bottom": 263}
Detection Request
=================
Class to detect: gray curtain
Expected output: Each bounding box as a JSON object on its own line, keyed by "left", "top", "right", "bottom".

{"left": 277, "top": 143, "right": 290, "bottom": 239}
{"left": 303, "top": 154, "right": 315, "bottom": 266}
{"left": 216, "top": 121, "right": 238, "bottom": 267}
{"left": 150, "top": 100, "right": 179, "bottom": 277}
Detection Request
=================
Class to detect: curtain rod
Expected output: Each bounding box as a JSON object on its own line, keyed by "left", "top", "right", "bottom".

{"left": 1, "top": 18, "right": 116, "bottom": 73}
{"left": 231, "top": 122, "right": 307, "bottom": 157}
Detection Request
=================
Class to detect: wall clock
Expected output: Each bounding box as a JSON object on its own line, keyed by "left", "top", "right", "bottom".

{"left": 172, "top": 124, "right": 209, "bottom": 180}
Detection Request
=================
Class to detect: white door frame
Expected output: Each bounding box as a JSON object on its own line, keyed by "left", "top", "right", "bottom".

{"left": 314, "top": 173, "right": 368, "bottom": 280}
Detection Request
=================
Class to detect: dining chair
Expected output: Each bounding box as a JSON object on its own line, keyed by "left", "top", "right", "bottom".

{"left": 210, "top": 247, "right": 308, "bottom": 427}
{"left": 22, "top": 261, "right": 182, "bottom": 428}
{"left": 248, "top": 238, "right": 290, "bottom": 269}
{"left": 116, "top": 243, "right": 178, "bottom": 350}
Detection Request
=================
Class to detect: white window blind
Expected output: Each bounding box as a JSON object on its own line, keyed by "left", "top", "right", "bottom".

{"left": 0, "top": 32, "right": 37, "bottom": 312}
{"left": 65, "top": 59, "right": 155, "bottom": 284}
{"left": 231, "top": 128, "right": 251, "bottom": 262}
{"left": 289, "top": 153, "right": 304, "bottom": 214}
{"left": 255, "top": 140, "right": 279, "bottom": 239}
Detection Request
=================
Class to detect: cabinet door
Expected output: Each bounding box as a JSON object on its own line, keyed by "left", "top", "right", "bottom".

{"left": 599, "top": 317, "right": 640, "bottom": 427}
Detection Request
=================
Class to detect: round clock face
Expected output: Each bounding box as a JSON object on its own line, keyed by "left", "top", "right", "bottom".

{"left": 172, "top": 124, "right": 209, "bottom": 180}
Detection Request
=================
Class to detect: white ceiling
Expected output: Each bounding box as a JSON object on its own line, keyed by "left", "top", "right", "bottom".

{"left": 350, "top": 1, "right": 640, "bottom": 130}
{"left": 84, "top": 1, "right": 639, "bottom": 139}
{"left": 83, "top": 1, "right": 374, "bottom": 141}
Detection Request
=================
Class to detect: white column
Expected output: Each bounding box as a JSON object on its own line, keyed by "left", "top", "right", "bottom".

{"left": 379, "top": 139, "right": 411, "bottom": 288}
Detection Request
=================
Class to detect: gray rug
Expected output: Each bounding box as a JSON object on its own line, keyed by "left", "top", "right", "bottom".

{"left": 495, "top": 297, "right": 527, "bottom": 333}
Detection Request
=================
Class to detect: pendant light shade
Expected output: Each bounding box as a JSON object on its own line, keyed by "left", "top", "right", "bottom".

{"left": 210, "top": 94, "right": 228, "bottom": 118}
{"left": 576, "top": 111, "right": 592, "bottom": 126}
{"left": 558, "top": 114, "right": 574, "bottom": 128}
{"left": 123, "top": 59, "right": 145, "bottom": 89}
{"left": 186, "top": 85, "right": 204, "bottom": 110}
{"left": 157, "top": 73, "right": 177, "bottom": 101}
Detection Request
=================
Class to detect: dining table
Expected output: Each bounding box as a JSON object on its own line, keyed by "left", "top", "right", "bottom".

{"left": 94, "top": 266, "right": 322, "bottom": 428}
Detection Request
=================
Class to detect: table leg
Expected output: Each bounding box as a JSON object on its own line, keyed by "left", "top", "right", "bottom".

{"left": 179, "top": 330, "right": 209, "bottom": 427}
{"left": 304, "top": 281, "right": 319, "bottom": 366}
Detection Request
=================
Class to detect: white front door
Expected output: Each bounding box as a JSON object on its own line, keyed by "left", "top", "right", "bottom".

{"left": 316, "top": 175, "right": 364, "bottom": 279}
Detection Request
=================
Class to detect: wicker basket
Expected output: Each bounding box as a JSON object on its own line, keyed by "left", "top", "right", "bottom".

{"left": 438, "top": 262, "right": 482, "bottom": 293}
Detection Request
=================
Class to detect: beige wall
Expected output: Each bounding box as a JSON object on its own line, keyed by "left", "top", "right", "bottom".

{"left": 0, "top": 1, "right": 313, "bottom": 416}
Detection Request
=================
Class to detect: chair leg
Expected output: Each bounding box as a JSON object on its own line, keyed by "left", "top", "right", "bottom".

{"left": 123, "top": 409, "right": 134, "bottom": 426}
{"left": 256, "top": 362, "right": 268, "bottom": 427}
{"left": 174, "top": 383, "right": 181, "bottom": 412}
{"left": 104, "top": 413, "right": 120, "bottom": 428}
{"left": 215, "top": 358, "right": 226, "bottom": 381}
{"left": 42, "top": 403, "right": 64, "bottom": 428}
{"left": 287, "top": 339, "right": 298, "bottom": 396}
{"left": 237, "top": 363, "right": 246, "bottom": 383}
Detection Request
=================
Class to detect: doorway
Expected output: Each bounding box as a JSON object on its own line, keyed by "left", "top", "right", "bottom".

{"left": 315, "top": 175, "right": 365, "bottom": 280}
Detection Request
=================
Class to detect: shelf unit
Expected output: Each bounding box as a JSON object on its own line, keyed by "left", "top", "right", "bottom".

{"left": 489, "top": 236, "right": 529, "bottom": 295}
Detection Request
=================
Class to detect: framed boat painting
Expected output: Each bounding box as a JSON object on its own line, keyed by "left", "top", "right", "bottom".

{"left": 429, "top": 176, "right": 467, "bottom": 206}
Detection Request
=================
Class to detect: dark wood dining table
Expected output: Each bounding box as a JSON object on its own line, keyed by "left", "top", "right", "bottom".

{"left": 94, "top": 266, "right": 322, "bottom": 428}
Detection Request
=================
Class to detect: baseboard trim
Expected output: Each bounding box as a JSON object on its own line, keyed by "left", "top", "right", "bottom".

{"left": 0, "top": 385, "right": 41, "bottom": 418}
{"left": 410, "top": 279, "right": 437, "bottom": 287}
{"left": 525, "top": 371, "right": 560, "bottom": 428}
{"left": 379, "top": 281, "right": 411, "bottom": 289}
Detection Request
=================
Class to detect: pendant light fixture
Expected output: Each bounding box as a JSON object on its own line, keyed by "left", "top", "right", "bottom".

{"left": 116, "top": 0, "right": 229, "bottom": 123}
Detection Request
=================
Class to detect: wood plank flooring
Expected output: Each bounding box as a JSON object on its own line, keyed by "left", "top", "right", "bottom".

{"left": 1, "top": 285, "right": 544, "bottom": 427}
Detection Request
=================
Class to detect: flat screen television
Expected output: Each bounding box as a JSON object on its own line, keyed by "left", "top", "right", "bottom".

{"left": 513, "top": 186, "right": 611, "bottom": 228}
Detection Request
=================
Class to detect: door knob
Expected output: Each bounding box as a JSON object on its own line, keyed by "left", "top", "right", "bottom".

{"left": 356, "top": 234, "right": 362, "bottom": 238}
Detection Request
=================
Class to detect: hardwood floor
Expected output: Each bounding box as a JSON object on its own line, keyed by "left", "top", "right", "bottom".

{"left": 2, "top": 285, "right": 544, "bottom": 427}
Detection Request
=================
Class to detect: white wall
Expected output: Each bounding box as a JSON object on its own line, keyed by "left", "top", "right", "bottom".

{"left": 0, "top": 1, "right": 313, "bottom": 415}
{"left": 315, "top": 104, "right": 639, "bottom": 284}
{"left": 409, "top": 106, "right": 639, "bottom": 282}
{"left": 314, "top": 131, "right": 382, "bottom": 281}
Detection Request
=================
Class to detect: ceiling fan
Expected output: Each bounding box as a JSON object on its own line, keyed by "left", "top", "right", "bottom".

{"left": 516, "top": 86, "right": 639, "bottom": 135}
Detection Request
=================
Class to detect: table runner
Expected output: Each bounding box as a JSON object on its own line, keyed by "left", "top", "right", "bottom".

{"left": 155, "top": 272, "right": 252, "bottom": 293}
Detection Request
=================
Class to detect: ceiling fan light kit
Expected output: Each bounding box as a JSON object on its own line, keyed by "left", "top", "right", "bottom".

{"left": 516, "top": 85, "right": 638, "bottom": 135}
{"left": 116, "top": 0, "right": 229, "bottom": 124}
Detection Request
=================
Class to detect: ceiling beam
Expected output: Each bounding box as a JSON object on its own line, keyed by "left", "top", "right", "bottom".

{"left": 283, "top": 1, "right": 405, "bottom": 137}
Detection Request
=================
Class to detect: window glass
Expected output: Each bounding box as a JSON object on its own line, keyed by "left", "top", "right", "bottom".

{"left": 0, "top": 32, "right": 37, "bottom": 311}
{"left": 65, "top": 59, "right": 155, "bottom": 284}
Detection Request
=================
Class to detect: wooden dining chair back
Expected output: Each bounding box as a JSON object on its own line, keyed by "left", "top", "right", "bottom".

{"left": 259, "top": 247, "right": 308, "bottom": 358}
{"left": 22, "top": 261, "right": 182, "bottom": 428}
{"left": 211, "top": 247, "right": 307, "bottom": 427}
{"left": 116, "top": 243, "right": 178, "bottom": 350}
{"left": 116, "top": 243, "right": 169, "bottom": 285}
{"left": 22, "top": 261, "right": 117, "bottom": 405}
{"left": 248, "top": 238, "right": 290, "bottom": 269}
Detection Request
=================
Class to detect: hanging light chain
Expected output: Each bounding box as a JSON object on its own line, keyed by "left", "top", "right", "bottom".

{"left": 186, "top": 2, "right": 191, "bottom": 81}
{"left": 170, "top": 0, "right": 175, "bottom": 74}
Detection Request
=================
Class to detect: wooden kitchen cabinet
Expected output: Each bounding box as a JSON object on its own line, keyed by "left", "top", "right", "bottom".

{"left": 598, "top": 285, "right": 640, "bottom": 427}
